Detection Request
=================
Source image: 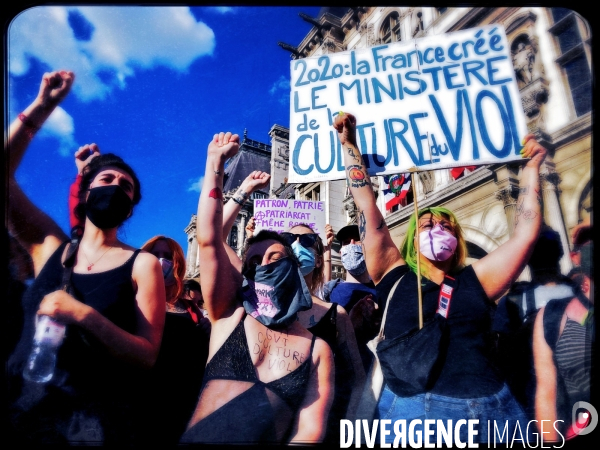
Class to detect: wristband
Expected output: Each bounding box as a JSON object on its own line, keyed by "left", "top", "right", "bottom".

{"left": 232, "top": 197, "right": 245, "bottom": 206}
{"left": 18, "top": 113, "right": 40, "bottom": 138}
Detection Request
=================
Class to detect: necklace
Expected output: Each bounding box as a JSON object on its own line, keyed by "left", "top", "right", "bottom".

{"left": 82, "top": 246, "right": 113, "bottom": 271}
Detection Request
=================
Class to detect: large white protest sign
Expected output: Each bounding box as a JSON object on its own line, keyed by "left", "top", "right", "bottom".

{"left": 253, "top": 198, "right": 327, "bottom": 240}
{"left": 288, "top": 25, "right": 528, "bottom": 183}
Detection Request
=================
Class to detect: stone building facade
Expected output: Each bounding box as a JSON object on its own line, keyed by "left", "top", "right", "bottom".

{"left": 186, "top": 6, "right": 592, "bottom": 281}
{"left": 274, "top": 6, "right": 592, "bottom": 279}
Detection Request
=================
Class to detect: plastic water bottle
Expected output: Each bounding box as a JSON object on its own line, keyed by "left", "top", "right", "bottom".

{"left": 23, "top": 315, "right": 66, "bottom": 383}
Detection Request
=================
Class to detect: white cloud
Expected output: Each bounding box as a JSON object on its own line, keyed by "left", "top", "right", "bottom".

{"left": 39, "top": 106, "right": 77, "bottom": 156}
{"left": 187, "top": 176, "right": 204, "bottom": 193}
{"left": 269, "top": 75, "right": 289, "bottom": 95}
{"left": 9, "top": 6, "right": 216, "bottom": 101}
{"left": 210, "top": 7, "right": 234, "bottom": 14}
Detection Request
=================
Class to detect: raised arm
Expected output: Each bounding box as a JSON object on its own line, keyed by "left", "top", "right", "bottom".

{"left": 322, "top": 224, "right": 334, "bottom": 283}
{"left": 197, "top": 132, "right": 243, "bottom": 321}
{"left": 222, "top": 171, "right": 270, "bottom": 272}
{"left": 7, "top": 70, "right": 75, "bottom": 275}
{"left": 334, "top": 113, "right": 404, "bottom": 284}
{"left": 69, "top": 144, "right": 101, "bottom": 230}
{"left": 472, "top": 134, "right": 547, "bottom": 301}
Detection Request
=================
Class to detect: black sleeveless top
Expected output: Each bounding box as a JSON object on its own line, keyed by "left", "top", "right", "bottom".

{"left": 8, "top": 242, "right": 143, "bottom": 398}
{"left": 7, "top": 242, "right": 148, "bottom": 444}
{"left": 181, "top": 316, "right": 316, "bottom": 443}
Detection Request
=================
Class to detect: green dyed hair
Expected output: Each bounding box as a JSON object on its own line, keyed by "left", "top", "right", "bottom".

{"left": 400, "top": 206, "right": 468, "bottom": 277}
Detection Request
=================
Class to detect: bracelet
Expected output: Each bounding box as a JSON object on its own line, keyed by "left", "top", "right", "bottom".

{"left": 18, "top": 113, "right": 39, "bottom": 129}
{"left": 18, "top": 113, "right": 40, "bottom": 138}
{"left": 232, "top": 197, "right": 245, "bottom": 206}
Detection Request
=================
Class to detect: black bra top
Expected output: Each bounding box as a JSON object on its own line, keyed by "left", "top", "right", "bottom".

{"left": 202, "top": 316, "right": 316, "bottom": 410}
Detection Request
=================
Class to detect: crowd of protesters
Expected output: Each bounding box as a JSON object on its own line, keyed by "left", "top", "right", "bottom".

{"left": 6, "top": 71, "right": 594, "bottom": 445}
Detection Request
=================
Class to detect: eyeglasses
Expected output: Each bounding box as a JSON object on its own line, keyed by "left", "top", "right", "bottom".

{"left": 280, "top": 232, "right": 318, "bottom": 248}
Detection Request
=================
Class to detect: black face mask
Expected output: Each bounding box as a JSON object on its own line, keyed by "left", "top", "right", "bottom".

{"left": 85, "top": 185, "right": 132, "bottom": 229}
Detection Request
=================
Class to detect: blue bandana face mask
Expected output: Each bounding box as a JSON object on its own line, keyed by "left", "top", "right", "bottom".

{"left": 159, "top": 258, "right": 176, "bottom": 286}
{"left": 242, "top": 257, "right": 313, "bottom": 329}
{"left": 341, "top": 243, "right": 367, "bottom": 277}
{"left": 291, "top": 240, "right": 316, "bottom": 276}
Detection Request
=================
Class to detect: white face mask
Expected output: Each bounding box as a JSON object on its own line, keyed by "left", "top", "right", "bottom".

{"left": 419, "top": 225, "right": 457, "bottom": 262}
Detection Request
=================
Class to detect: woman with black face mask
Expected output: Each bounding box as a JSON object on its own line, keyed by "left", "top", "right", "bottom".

{"left": 6, "top": 70, "right": 165, "bottom": 445}
{"left": 180, "top": 132, "right": 334, "bottom": 445}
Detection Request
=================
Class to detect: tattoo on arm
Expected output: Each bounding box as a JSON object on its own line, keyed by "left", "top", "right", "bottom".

{"left": 514, "top": 197, "right": 538, "bottom": 227}
{"left": 209, "top": 188, "right": 223, "bottom": 200}
{"left": 358, "top": 211, "right": 366, "bottom": 242}
{"left": 232, "top": 189, "right": 249, "bottom": 206}
{"left": 377, "top": 219, "right": 385, "bottom": 230}
{"left": 347, "top": 146, "right": 360, "bottom": 163}
{"left": 347, "top": 165, "right": 370, "bottom": 188}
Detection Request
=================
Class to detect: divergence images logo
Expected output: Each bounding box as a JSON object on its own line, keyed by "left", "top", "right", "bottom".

{"left": 571, "top": 401, "right": 598, "bottom": 436}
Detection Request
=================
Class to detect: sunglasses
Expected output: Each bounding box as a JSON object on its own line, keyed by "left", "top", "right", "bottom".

{"left": 280, "top": 232, "right": 318, "bottom": 248}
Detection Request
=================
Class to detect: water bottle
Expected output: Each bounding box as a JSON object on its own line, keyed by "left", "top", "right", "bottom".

{"left": 23, "top": 315, "right": 66, "bottom": 383}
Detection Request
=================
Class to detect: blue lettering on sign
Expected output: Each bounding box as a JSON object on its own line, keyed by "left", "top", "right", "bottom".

{"left": 429, "top": 89, "right": 479, "bottom": 161}
{"left": 476, "top": 90, "right": 512, "bottom": 157}
{"left": 462, "top": 61, "right": 487, "bottom": 86}
{"left": 293, "top": 135, "right": 315, "bottom": 175}
{"left": 315, "top": 132, "right": 335, "bottom": 173}
{"left": 311, "top": 85, "right": 327, "bottom": 110}
{"left": 372, "top": 75, "right": 396, "bottom": 103}
{"left": 294, "top": 91, "right": 309, "bottom": 112}
{"left": 339, "top": 79, "right": 362, "bottom": 106}
{"left": 409, "top": 113, "right": 430, "bottom": 165}
{"left": 487, "top": 56, "right": 512, "bottom": 85}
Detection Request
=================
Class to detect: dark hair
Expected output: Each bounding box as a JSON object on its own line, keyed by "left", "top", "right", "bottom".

{"left": 74, "top": 153, "right": 142, "bottom": 223}
{"left": 528, "top": 225, "right": 563, "bottom": 272}
{"left": 242, "top": 230, "right": 298, "bottom": 272}
{"left": 183, "top": 278, "right": 201, "bottom": 293}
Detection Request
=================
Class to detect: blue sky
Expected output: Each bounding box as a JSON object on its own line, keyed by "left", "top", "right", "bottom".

{"left": 6, "top": 5, "right": 321, "bottom": 253}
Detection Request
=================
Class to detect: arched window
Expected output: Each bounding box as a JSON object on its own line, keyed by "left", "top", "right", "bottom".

{"left": 380, "top": 12, "right": 401, "bottom": 44}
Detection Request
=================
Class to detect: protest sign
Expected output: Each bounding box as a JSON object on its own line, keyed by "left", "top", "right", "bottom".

{"left": 288, "top": 25, "right": 528, "bottom": 183}
{"left": 253, "top": 198, "right": 327, "bottom": 240}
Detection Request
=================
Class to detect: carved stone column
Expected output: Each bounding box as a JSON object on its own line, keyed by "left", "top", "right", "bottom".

{"left": 239, "top": 210, "right": 249, "bottom": 257}
{"left": 343, "top": 195, "right": 358, "bottom": 223}
{"left": 540, "top": 169, "right": 573, "bottom": 274}
{"left": 495, "top": 185, "right": 520, "bottom": 237}
{"left": 184, "top": 214, "right": 199, "bottom": 278}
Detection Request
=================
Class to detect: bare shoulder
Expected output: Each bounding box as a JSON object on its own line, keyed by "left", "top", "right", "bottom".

{"left": 336, "top": 304, "right": 348, "bottom": 316}
{"left": 132, "top": 249, "right": 160, "bottom": 271}
{"left": 312, "top": 336, "right": 334, "bottom": 364}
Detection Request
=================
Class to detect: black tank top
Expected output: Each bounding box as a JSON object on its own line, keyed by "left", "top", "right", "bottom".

{"left": 8, "top": 242, "right": 142, "bottom": 395}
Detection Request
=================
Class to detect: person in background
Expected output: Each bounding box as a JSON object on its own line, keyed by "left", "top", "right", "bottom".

{"left": 181, "top": 131, "right": 333, "bottom": 444}
{"left": 533, "top": 222, "right": 594, "bottom": 441}
{"left": 141, "top": 236, "right": 210, "bottom": 445}
{"left": 323, "top": 224, "right": 379, "bottom": 374}
{"left": 493, "top": 225, "right": 577, "bottom": 421}
{"left": 335, "top": 111, "right": 547, "bottom": 443}
{"left": 7, "top": 70, "right": 165, "bottom": 445}
{"left": 284, "top": 223, "right": 366, "bottom": 442}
